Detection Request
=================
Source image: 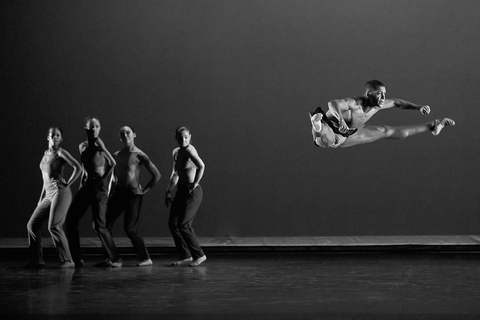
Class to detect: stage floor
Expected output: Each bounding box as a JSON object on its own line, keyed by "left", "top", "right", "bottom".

{"left": 1, "top": 252, "right": 479, "bottom": 319}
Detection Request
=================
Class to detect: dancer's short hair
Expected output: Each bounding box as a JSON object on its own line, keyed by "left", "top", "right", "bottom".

{"left": 365, "top": 80, "right": 385, "bottom": 91}
{"left": 175, "top": 126, "right": 190, "bottom": 136}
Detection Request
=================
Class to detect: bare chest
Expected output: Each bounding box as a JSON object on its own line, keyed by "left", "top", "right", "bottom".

{"left": 347, "top": 107, "right": 378, "bottom": 125}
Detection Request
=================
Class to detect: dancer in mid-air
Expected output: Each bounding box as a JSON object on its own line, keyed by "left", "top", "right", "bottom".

{"left": 165, "top": 126, "right": 207, "bottom": 267}
{"left": 309, "top": 80, "right": 455, "bottom": 148}
{"left": 26, "top": 127, "right": 81, "bottom": 268}
{"left": 101, "top": 126, "right": 161, "bottom": 267}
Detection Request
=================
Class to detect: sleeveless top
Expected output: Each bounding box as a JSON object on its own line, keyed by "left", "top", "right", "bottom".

{"left": 40, "top": 151, "right": 65, "bottom": 182}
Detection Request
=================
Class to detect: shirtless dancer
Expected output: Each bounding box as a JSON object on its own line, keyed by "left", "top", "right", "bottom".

{"left": 166, "top": 126, "right": 207, "bottom": 267}
{"left": 100, "top": 126, "right": 161, "bottom": 267}
{"left": 309, "top": 80, "right": 455, "bottom": 148}
{"left": 65, "top": 117, "right": 117, "bottom": 267}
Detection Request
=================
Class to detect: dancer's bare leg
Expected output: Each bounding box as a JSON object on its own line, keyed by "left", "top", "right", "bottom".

{"left": 341, "top": 118, "right": 455, "bottom": 147}
{"left": 309, "top": 113, "right": 337, "bottom": 148}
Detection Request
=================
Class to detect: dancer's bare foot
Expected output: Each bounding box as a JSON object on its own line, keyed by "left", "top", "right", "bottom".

{"left": 432, "top": 118, "right": 455, "bottom": 136}
{"left": 309, "top": 112, "right": 323, "bottom": 133}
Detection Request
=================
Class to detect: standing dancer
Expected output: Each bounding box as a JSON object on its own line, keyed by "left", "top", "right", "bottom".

{"left": 165, "top": 126, "right": 207, "bottom": 267}
{"left": 100, "top": 126, "right": 161, "bottom": 267}
{"left": 309, "top": 80, "right": 455, "bottom": 148}
{"left": 25, "top": 127, "right": 81, "bottom": 268}
{"left": 65, "top": 117, "right": 117, "bottom": 267}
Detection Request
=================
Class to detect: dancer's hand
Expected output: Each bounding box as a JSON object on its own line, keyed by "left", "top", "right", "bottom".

{"left": 419, "top": 105, "right": 430, "bottom": 115}
{"left": 165, "top": 191, "right": 172, "bottom": 207}
{"left": 53, "top": 179, "right": 67, "bottom": 189}
{"left": 338, "top": 120, "right": 351, "bottom": 134}
{"left": 187, "top": 183, "right": 198, "bottom": 194}
{"left": 132, "top": 186, "right": 145, "bottom": 195}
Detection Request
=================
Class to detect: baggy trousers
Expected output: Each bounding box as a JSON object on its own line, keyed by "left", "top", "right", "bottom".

{"left": 168, "top": 185, "right": 204, "bottom": 260}
{"left": 106, "top": 187, "right": 149, "bottom": 261}
{"left": 65, "top": 179, "right": 118, "bottom": 263}
{"left": 27, "top": 184, "right": 73, "bottom": 263}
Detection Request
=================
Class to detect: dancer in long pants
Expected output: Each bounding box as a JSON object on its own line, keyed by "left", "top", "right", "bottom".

{"left": 25, "top": 127, "right": 81, "bottom": 268}
{"left": 101, "top": 126, "right": 161, "bottom": 267}
{"left": 165, "top": 126, "right": 207, "bottom": 267}
{"left": 65, "top": 117, "right": 117, "bottom": 267}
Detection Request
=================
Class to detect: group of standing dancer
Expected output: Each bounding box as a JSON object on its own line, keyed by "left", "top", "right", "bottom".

{"left": 25, "top": 117, "right": 207, "bottom": 268}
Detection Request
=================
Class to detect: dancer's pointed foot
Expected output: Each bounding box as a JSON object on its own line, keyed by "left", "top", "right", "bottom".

{"left": 432, "top": 118, "right": 455, "bottom": 136}
{"left": 309, "top": 112, "right": 323, "bottom": 133}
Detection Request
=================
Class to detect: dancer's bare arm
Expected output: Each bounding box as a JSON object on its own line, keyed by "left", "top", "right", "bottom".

{"left": 165, "top": 149, "right": 179, "bottom": 207}
{"left": 95, "top": 137, "right": 116, "bottom": 181}
{"left": 78, "top": 142, "right": 87, "bottom": 188}
{"left": 186, "top": 146, "right": 205, "bottom": 192}
{"left": 137, "top": 152, "right": 161, "bottom": 195}
{"left": 382, "top": 98, "right": 430, "bottom": 115}
{"left": 57, "top": 148, "right": 82, "bottom": 188}
{"left": 327, "top": 98, "right": 358, "bottom": 133}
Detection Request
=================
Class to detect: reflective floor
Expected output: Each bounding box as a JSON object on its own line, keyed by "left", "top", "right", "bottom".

{"left": 1, "top": 252, "right": 479, "bottom": 319}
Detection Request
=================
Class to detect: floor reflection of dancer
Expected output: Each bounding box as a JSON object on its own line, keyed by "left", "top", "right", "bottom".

{"left": 100, "top": 126, "right": 161, "bottom": 267}
{"left": 165, "top": 126, "right": 207, "bottom": 267}
{"left": 65, "top": 117, "right": 117, "bottom": 267}
{"left": 25, "top": 127, "right": 82, "bottom": 268}
{"left": 309, "top": 80, "right": 455, "bottom": 148}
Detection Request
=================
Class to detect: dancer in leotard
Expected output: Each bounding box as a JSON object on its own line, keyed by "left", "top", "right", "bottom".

{"left": 165, "top": 126, "right": 207, "bottom": 267}
{"left": 25, "top": 127, "right": 81, "bottom": 268}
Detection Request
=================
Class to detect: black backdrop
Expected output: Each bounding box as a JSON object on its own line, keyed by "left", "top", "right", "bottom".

{"left": 2, "top": 0, "right": 479, "bottom": 242}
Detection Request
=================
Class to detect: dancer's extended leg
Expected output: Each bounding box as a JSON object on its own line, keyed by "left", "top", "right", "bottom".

{"left": 342, "top": 118, "right": 456, "bottom": 147}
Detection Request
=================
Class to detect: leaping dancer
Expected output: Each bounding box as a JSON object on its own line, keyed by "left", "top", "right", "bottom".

{"left": 309, "top": 80, "right": 455, "bottom": 148}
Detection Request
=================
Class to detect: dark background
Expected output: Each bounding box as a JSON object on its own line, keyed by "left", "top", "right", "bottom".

{"left": 1, "top": 0, "right": 478, "bottom": 241}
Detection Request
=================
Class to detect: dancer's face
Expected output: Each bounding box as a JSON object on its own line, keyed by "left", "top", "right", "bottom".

{"left": 175, "top": 130, "right": 191, "bottom": 148}
{"left": 47, "top": 128, "right": 63, "bottom": 148}
{"left": 367, "top": 86, "right": 386, "bottom": 107}
{"left": 119, "top": 126, "right": 136, "bottom": 147}
{"left": 85, "top": 118, "right": 101, "bottom": 138}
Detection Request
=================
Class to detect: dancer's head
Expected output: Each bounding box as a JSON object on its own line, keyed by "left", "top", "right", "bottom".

{"left": 119, "top": 125, "right": 136, "bottom": 147}
{"left": 84, "top": 116, "right": 101, "bottom": 139}
{"left": 365, "top": 80, "right": 386, "bottom": 107}
{"left": 47, "top": 127, "right": 63, "bottom": 148}
{"left": 175, "top": 126, "right": 191, "bottom": 148}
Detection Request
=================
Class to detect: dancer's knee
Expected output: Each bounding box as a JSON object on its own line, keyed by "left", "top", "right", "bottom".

{"left": 92, "top": 221, "right": 107, "bottom": 234}
{"left": 124, "top": 227, "right": 138, "bottom": 238}
{"left": 314, "top": 136, "right": 335, "bottom": 148}
{"left": 48, "top": 223, "right": 63, "bottom": 235}
{"left": 376, "top": 125, "right": 400, "bottom": 139}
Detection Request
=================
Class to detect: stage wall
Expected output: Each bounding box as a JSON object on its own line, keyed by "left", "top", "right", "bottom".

{"left": 1, "top": 0, "right": 479, "bottom": 246}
